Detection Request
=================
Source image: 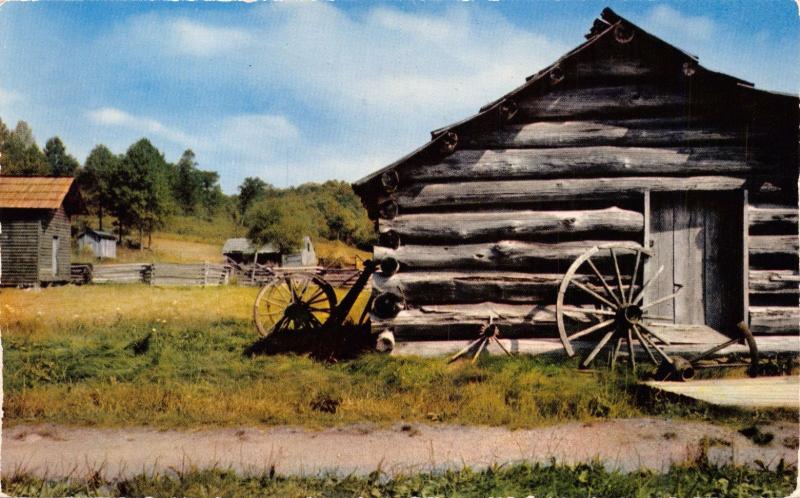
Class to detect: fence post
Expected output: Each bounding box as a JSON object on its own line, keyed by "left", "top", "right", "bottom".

{"left": 203, "top": 261, "right": 209, "bottom": 286}
{"left": 149, "top": 263, "right": 154, "bottom": 286}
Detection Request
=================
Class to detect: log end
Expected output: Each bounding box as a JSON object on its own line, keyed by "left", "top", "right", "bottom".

{"left": 373, "top": 292, "right": 405, "bottom": 319}
{"left": 379, "top": 257, "right": 400, "bottom": 276}
{"left": 375, "top": 330, "right": 396, "bottom": 354}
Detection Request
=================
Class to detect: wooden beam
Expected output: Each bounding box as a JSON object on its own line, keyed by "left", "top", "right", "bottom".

{"left": 373, "top": 271, "right": 626, "bottom": 305}
{"left": 375, "top": 240, "right": 642, "bottom": 272}
{"left": 517, "top": 85, "right": 688, "bottom": 120}
{"left": 395, "top": 176, "right": 747, "bottom": 210}
{"left": 748, "top": 205, "right": 798, "bottom": 232}
{"left": 402, "top": 147, "right": 774, "bottom": 183}
{"left": 379, "top": 207, "right": 643, "bottom": 243}
{"left": 749, "top": 270, "right": 800, "bottom": 294}
{"left": 748, "top": 235, "right": 799, "bottom": 256}
{"left": 390, "top": 335, "right": 800, "bottom": 357}
{"left": 462, "top": 119, "right": 769, "bottom": 149}
{"left": 749, "top": 306, "right": 800, "bottom": 335}
{"left": 370, "top": 303, "right": 571, "bottom": 340}
{"left": 742, "top": 190, "right": 749, "bottom": 325}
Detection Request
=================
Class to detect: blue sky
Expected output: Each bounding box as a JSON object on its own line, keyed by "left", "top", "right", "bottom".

{"left": 0, "top": 1, "right": 797, "bottom": 193}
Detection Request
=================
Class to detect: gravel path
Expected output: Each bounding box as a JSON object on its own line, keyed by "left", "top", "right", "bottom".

{"left": 3, "top": 418, "right": 797, "bottom": 480}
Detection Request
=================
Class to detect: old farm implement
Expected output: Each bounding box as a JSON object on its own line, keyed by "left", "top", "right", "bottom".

{"left": 250, "top": 261, "right": 378, "bottom": 357}
{"left": 250, "top": 246, "right": 778, "bottom": 380}
{"left": 555, "top": 244, "right": 762, "bottom": 380}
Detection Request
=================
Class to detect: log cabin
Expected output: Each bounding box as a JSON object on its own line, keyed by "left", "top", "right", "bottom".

{"left": 0, "top": 176, "right": 80, "bottom": 286}
{"left": 353, "top": 8, "right": 799, "bottom": 352}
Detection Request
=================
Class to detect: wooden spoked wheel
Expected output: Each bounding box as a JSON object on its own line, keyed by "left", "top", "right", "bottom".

{"left": 556, "top": 245, "right": 681, "bottom": 369}
{"left": 253, "top": 273, "right": 337, "bottom": 337}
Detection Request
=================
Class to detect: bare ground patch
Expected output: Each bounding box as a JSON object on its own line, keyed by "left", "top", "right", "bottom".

{"left": 4, "top": 418, "right": 796, "bottom": 480}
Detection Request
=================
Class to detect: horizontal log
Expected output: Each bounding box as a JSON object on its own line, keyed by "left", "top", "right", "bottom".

{"left": 749, "top": 306, "right": 800, "bottom": 335}
{"left": 391, "top": 336, "right": 800, "bottom": 357}
{"left": 748, "top": 235, "right": 799, "bottom": 256}
{"left": 748, "top": 206, "right": 798, "bottom": 232}
{"left": 517, "top": 85, "right": 687, "bottom": 120}
{"left": 375, "top": 240, "right": 642, "bottom": 272}
{"left": 373, "top": 271, "right": 626, "bottom": 305}
{"left": 370, "top": 303, "right": 589, "bottom": 340}
{"left": 403, "top": 147, "right": 774, "bottom": 183}
{"left": 379, "top": 207, "right": 643, "bottom": 243}
{"left": 94, "top": 264, "right": 150, "bottom": 270}
{"left": 749, "top": 270, "right": 800, "bottom": 294}
{"left": 395, "top": 176, "right": 747, "bottom": 210}
{"left": 573, "top": 58, "right": 654, "bottom": 79}
{"left": 462, "top": 119, "right": 767, "bottom": 149}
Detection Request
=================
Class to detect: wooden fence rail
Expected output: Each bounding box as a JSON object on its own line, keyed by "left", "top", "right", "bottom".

{"left": 71, "top": 262, "right": 364, "bottom": 289}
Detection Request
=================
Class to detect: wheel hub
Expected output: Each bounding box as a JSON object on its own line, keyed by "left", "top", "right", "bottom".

{"left": 618, "top": 304, "right": 643, "bottom": 325}
{"left": 285, "top": 302, "right": 313, "bottom": 324}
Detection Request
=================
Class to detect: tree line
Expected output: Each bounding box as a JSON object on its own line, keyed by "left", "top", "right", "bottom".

{"left": 239, "top": 177, "right": 374, "bottom": 252}
{"left": 0, "top": 118, "right": 374, "bottom": 252}
{"left": 1, "top": 118, "right": 223, "bottom": 248}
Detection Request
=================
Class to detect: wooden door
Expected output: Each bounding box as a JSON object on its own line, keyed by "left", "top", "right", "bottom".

{"left": 646, "top": 191, "right": 743, "bottom": 332}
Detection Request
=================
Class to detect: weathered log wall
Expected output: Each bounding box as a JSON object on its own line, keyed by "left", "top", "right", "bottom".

{"left": 746, "top": 204, "right": 799, "bottom": 335}
{"left": 360, "top": 31, "right": 798, "bottom": 344}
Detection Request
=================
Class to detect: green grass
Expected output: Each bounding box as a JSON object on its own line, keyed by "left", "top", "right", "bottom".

{"left": 159, "top": 213, "right": 245, "bottom": 244}
{"left": 2, "top": 285, "right": 793, "bottom": 430}
{"left": 4, "top": 315, "right": 791, "bottom": 430}
{"left": 3, "top": 316, "right": 640, "bottom": 428}
{"left": 4, "top": 461, "right": 795, "bottom": 498}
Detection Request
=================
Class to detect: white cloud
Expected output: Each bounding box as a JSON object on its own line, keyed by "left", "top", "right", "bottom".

{"left": 88, "top": 5, "right": 570, "bottom": 189}
{"left": 87, "top": 107, "right": 195, "bottom": 146}
{"left": 88, "top": 108, "right": 301, "bottom": 167}
{"left": 169, "top": 18, "right": 253, "bottom": 57}
{"left": 646, "top": 5, "right": 715, "bottom": 41}
{"left": 220, "top": 114, "right": 299, "bottom": 143}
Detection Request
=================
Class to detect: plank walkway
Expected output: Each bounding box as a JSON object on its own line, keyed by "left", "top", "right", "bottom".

{"left": 643, "top": 376, "right": 799, "bottom": 409}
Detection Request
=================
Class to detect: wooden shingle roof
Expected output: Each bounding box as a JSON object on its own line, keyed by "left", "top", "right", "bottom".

{"left": 0, "top": 176, "right": 76, "bottom": 209}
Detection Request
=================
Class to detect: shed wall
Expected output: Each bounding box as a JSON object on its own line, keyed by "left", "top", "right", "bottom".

{"left": 38, "top": 207, "right": 72, "bottom": 283}
{"left": 0, "top": 209, "right": 41, "bottom": 286}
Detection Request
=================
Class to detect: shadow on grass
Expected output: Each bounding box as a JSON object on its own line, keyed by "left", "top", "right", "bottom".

{"left": 243, "top": 324, "right": 376, "bottom": 362}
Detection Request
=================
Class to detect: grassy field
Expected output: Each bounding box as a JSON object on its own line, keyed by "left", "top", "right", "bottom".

{"left": 2, "top": 284, "right": 788, "bottom": 430}
{"left": 4, "top": 461, "right": 795, "bottom": 498}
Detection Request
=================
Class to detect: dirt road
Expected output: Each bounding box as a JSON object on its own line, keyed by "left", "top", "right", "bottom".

{"left": 3, "top": 418, "right": 797, "bottom": 480}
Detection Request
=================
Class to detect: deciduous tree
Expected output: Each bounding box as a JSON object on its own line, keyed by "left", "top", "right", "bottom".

{"left": 44, "top": 136, "right": 80, "bottom": 177}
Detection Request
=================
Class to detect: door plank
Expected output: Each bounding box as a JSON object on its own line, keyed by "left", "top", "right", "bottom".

{"left": 672, "top": 193, "right": 705, "bottom": 324}
{"left": 648, "top": 194, "right": 675, "bottom": 320}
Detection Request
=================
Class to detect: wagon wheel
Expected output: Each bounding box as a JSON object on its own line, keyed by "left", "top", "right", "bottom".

{"left": 253, "top": 272, "right": 337, "bottom": 337}
{"left": 556, "top": 245, "right": 682, "bottom": 369}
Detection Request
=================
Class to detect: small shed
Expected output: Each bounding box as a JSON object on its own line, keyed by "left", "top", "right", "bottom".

{"left": 281, "top": 236, "right": 318, "bottom": 267}
{"left": 353, "top": 8, "right": 799, "bottom": 347}
{"left": 222, "top": 236, "right": 318, "bottom": 267}
{"left": 222, "top": 238, "right": 281, "bottom": 265}
{"left": 77, "top": 228, "right": 117, "bottom": 259}
{"left": 0, "top": 176, "right": 81, "bottom": 286}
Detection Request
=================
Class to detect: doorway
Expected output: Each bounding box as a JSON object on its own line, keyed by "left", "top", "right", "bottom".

{"left": 646, "top": 191, "right": 744, "bottom": 332}
{"left": 52, "top": 236, "right": 59, "bottom": 276}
